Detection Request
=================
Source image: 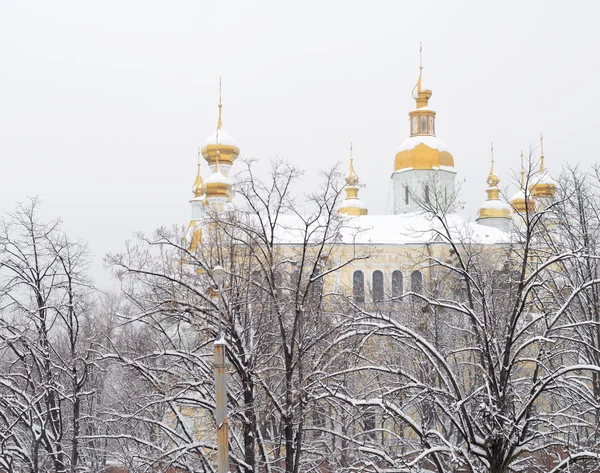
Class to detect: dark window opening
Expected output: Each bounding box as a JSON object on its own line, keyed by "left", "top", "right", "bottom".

{"left": 372, "top": 270, "right": 384, "bottom": 303}
{"left": 353, "top": 270, "right": 365, "bottom": 304}
{"left": 411, "top": 270, "right": 423, "bottom": 296}
{"left": 392, "top": 270, "right": 403, "bottom": 300}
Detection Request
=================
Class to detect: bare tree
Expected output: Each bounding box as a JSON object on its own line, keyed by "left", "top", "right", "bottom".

{"left": 322, "top": 162, "right": 600, "bottom": 473}
{"left": 0, "top": 199, "right": 94, "bottom": 473}
{"left": 104, "top": 159, "right": 365, "bottom": 473}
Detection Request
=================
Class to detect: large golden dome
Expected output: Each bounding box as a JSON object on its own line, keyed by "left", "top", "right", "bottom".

{"left": 394, "top": 45, "right": 454, "bottom": 173}
{"left": 394, "top": 136, "right": 454, "bottom": 172}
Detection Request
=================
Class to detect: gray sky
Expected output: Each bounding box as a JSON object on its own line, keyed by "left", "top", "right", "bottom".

{"left": 1, "top": 0, "right": 599, "bottom": 287}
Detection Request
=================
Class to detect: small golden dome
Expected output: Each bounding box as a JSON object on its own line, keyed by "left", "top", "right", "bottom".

{"left": 477, "top": 144, "right": 511, "bottom": 220}
{"left": 412, "top": 43, "right": 432, "bottom": 109}
{"left": 201, "top": 79, "right": 240, "bottom": 171}
{"left": 205, "top": 154, "right": 232, "bottom": 200}
{"left": 529, "top": 134, "right": 556, "bottom": 199}
{"left": 339, "top": 147, "right": 368, "bottom": 216}
{"left": 511, "top": 154, "right": 535, "bottom": 213}
{"left": 346, "top": 157, "right": 359, "bottom": 187}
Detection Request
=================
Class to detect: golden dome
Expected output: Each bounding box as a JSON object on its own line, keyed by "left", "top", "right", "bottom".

{"left": 511, "top": 154, "right": 535, "bottom": 213}
{"left": 395, "top": 45, "right": 454, "bottom": 173}
{"left": 486, "top": 145, "right": 500, "bottom": 188}
{"left": 339, "top": 146, "right": 368, "bottom": 216}
{"left": 205, "top": 154, "right": 232, "bottom": 200}
{"left": 394, "top": 138, "right": 455, "bottom": 172}
{"left": 201, "top": 79, "right": 240, "bottom": 171}
{"left": 477, "top": 144, "right": 511, "bottom": 220}
{"left": 529, "top": 134, "right": 556, "bottom": 199}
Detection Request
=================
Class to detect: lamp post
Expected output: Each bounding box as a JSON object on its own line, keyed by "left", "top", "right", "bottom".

{"left": 212, "top": 265, "right": 229, "bottom": 473}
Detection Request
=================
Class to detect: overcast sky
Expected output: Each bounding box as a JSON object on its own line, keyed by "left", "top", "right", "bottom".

{"left": 1, "top": 0, "right": 599, "bottom": 287}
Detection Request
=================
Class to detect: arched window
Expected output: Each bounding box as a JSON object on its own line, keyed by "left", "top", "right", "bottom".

{"left": 424, "top": 185, "right": 430, "bottom": 204}
{"left": 372, "top": 270, "right": 384, "bottom": 303}
{"left": 392, "top": 270, "right": 403, "bottom": 300}
{"left": 411, "top": 270, "right": 423, "bottom": 296}
{"left": 353, "top": 270, "right": 365, "bottom": 304}
{"left": 405, "top": 186, "right": 409, "bottom": 205}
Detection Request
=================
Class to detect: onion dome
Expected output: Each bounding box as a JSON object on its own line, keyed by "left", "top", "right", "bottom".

{"left": 205, "top": 153, "right": 232, "bottom": 207}
{"left": 339, "top": 145, "right": 368, "bottom": 216}
{"left": 394, "top": 44, "right": 454, "bottom": 173}
{"left": 201, "top": 79, "right": 240, "bottom": 176}
{"left": 476, "top": 144, "right": 511, "bottom": 224}
{"left": 510, "top": 152, "right": 535, "bottom": 213}
{"left": 530, "top": 133, "right": 557, "bottom": 199}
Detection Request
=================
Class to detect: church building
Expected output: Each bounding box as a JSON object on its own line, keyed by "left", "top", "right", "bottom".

{"left": 186, "top": 53, "right": 556, "bottom": 303}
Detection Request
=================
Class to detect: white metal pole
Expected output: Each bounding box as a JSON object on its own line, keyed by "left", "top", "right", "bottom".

{"left": 214, "top": 279, "right": 229, "bottom": 473}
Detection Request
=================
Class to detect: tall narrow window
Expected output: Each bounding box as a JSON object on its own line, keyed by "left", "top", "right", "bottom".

{"left": 353, "top": 270, "right": 365, "bottom": 304}
{"left": 411, "top": 270, "right": 423, "bottom": 296}
{"left": 392, "top": 270, "right": 403, "bottom": 300}
{"left": 372, "top": 270, "right": 384, "bottom": 303}
{"left": 405, "top": 186, "right": 409, "bottom": 205}
{"left": 428, "top": 116, "right": 434, "bottom": 134}
{"left": 420, "top": 116, "right": 427, "bottom": 133}
{"left": 363, "top": 408, "right": 376, "bottom": 441}
{"left": 425, "top": 185, "right": 430, "bottom": 204}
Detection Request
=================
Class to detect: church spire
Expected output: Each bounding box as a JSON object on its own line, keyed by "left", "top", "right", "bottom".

{"left": 412, "top": 42, "right": 432, "bottom": 109}
{"left": 201, "top": 77, "right": 240, "bottom": 176}
{"left": 339, "top": 143, "right": 368, "bottom": 216}
{"left": 217, "top": 76, "right": 223, "bottom": 131}
{"left": 530, "top": 132, "right": 557, "bottom": 199}
{"left": 477, "top": 143, "right": 511, "bottom": 228}
{"left": 192, "top": 147, "right": 205, "bottom": 198}
{"left": 408, "top": 43, "right": 436, "bottom": 137}
{"left": 539, "top": 133, "right": 545, "bottom": 172}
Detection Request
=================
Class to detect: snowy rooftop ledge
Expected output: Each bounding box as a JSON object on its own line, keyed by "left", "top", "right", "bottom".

{"left": 267, "top": 212, "right": 508, "bottom": 246}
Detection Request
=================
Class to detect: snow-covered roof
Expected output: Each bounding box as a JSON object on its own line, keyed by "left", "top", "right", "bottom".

{"left": 532, "top": 171, "right": 557, "bottom": 186}
{"left": 205, "top": 170, "right": 231, "bottom": 186}
{"left": 510, "top": 189, "right": 525, "bottom": 202}
{"left": 480, "top": 197, "right": 511, "bottom": 211}
{"left": 397, "top": 135, "right": 449, "bottom": 154}
{"left": 340, "top": 198, "right": 367, "bottom": 210}
{"left": 203, "top": 129, "right": 239, "bottom": 148}
{"left": 271, "top": 212, "right": 507, "bottom": 246}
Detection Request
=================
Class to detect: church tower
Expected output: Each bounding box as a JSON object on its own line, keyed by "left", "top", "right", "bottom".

{"left": 476, "top": 144, "right": 511, "bottom": 230}
{"left": 339, "top": 144, "right": 368, "bottom": 216}
{"left": 392, "top": 45, "right": 456, "bottom": 214}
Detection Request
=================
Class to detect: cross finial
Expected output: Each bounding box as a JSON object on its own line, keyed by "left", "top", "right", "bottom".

{"left": 490, "top": 142, "right": 495, "bottom": 172}
{"left": 350, "top": 142, "right": 353, "bottom": 158}
{"left": 520, "top": 150, "right": 525, "bottom": 188}
{"left": 217, "top": 77, "right": 223, "bottom": 130}
{"left": 539, "top": 133, "right": 546, "bottom": 172}
{"left": 419, "top": 42, "right": 423, "bottom": 70}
